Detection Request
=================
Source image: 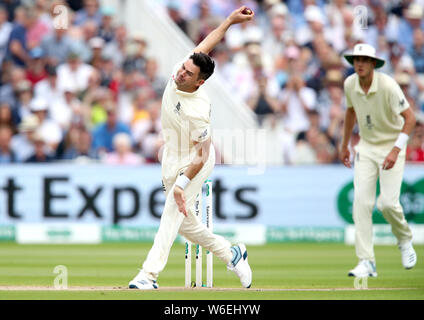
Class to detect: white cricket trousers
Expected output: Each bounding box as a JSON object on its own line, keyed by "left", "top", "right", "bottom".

{"left": 142, "top": 151, "right": 232, "bottom": 281}
{"left": 353, "top": 144, "right": 413, "bottom": 262}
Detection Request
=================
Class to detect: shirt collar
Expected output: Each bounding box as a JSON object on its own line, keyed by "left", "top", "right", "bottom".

{"left": 354, "top": 71, "right": 378, "bottom": 95}
{"left": 172, "top": 76, "right": 199, "bottom": 97}
{"left": 176, "top": 88, "right": 198, "bottom": 96}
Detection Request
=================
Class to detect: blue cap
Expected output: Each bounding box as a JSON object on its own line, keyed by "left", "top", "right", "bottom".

{"left": 30, "top": 47, "right": 44, "bottom": 59}
{"left": 101, "top": 6, "right": 115, "bottom": 16}
{"left": 167, "top": 0, "right": 181, "bottom": 10}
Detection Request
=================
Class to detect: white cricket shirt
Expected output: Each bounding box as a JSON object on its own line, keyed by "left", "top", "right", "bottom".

{"left": 344, "top": 70, "right": 409, "bottom": 152}
{"left": 160, "top": 53, "right": 212, "bottom": 179}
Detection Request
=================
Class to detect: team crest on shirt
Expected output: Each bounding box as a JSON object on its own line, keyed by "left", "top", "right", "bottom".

{"left": 174, "top": 102, "right": 181, "bottom": 115}
{"left": 199, "top": 129, "right": 208, "bottom": 140}
{"left": 366, "top": 115, "right": 374, "bottom": 130}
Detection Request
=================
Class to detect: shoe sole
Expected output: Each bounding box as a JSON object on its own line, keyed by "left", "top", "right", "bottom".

{"left": 404, "top": 261, "right": 416, "bottom": 270}
{"left": 128, "top": 282, "right": 158, "bottom": 290}
{"left": 348, "top": 272, "right": 377, "bottom": 278}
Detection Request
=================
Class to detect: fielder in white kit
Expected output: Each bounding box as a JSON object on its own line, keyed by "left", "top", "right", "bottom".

{"left": 340, "top": 43, "right": 417, "bottom": 278}
{"left": 129, "top": 7, "right": 254, "bottom": 290}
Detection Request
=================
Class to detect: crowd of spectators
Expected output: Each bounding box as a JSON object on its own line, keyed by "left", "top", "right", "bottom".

{"left": 0, "top": 0, "right": 423, "bottom": 166}
{"left": 0, "top": 0, "right": 165, "bottom": 165}
{"left": 166, "top": 0, "right": 424, "bottom": 164}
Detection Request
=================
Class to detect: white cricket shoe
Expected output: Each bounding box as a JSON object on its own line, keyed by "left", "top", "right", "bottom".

{"left": 348, "top": 260, "right": 377, "bottom": 278}
{"left": 399, "top": 241, "right": 417, "bottom": 270}
{"left": 128, "top": 270, "right": 159, "bottom": 290}
{"left": 227, "top": 243, "right": 252, "bottom": 288}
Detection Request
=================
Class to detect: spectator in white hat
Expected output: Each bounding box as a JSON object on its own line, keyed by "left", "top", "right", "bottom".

{"left": 262, "top": 3, "right": 290, "bottom": 61}
{"left": 56, "top": 50, "right": 95, "bottom": 94}
{"left": 24, "top": 129, "right": 55, "bottom": 163}
{"left": 33, "top": 64, "right": 63, "bottom": 120}
{"left": 296, "top": 5, "right": 331, "bottom": 47}
{"left": 55, "top": 80, "right": 81, "bottom": 130}
{"left": 30, "top": 97, "right": 63, "bottom": 153}
{"left": 10, "top": 114, "right": 39, "bottom": 162}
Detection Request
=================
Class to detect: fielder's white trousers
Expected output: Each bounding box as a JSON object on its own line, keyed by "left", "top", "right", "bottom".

{"left": 353, "top": 144, "right": 413, "bottom": 262}
{"left": 142, "top": 151, "right": 232, "bottom": 281}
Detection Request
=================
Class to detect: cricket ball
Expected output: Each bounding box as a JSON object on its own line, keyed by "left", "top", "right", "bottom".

{"left": 242, "top": 7, "right": 253, "bottom": 15}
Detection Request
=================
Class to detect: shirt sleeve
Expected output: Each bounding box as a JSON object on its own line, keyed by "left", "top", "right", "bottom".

{"left": 9, "top": 25, "right": 26, "bottom": 45}
{"left": 190, "top": 115, "right": 211, "bottom": 143}
{"left": 191, "top": 122, "right": 211, "bottom": 143}
{"left": 388, "top": 81, "right": 410, "bottom": 115}
{"left": 344, "top": 80, "right": 353, "bottom": 108}
{"left": 182, "top": 104, "right": 211, "bottom": 143}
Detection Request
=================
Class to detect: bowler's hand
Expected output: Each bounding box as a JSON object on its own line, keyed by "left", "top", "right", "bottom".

{"left": 382, "top": 148, "right": 400, "bottom": 170}
{"left": 174, "top": 186, "right": 187, "bottom": 217}
{"left": 227, "top": 6, "right": 254, "bottom": 25}
{"left": 339, "top": 147, "right": 351, "bottom": 168}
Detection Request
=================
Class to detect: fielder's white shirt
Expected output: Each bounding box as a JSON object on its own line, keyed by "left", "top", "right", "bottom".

{"left": 161, "top": 53, "right": 212, "bottom": 180}
{"left": 344, "top": 71, "right": 409, "bottom": 152}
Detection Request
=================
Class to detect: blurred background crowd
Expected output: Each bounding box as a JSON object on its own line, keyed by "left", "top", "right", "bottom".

{"left": 0, "top": 0, "right": 423, "bottom": 165}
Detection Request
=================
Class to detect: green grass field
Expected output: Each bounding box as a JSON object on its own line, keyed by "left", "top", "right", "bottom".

{"left": 0, "top": 243, "right": 423, "bottom": 300}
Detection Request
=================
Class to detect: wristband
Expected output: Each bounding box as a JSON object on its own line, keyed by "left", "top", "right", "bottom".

{"left": 394, "top": 133, "right": 409, "bottom": 150}
{"left": 175, "top": 174, "right": 190, "bottom": 190}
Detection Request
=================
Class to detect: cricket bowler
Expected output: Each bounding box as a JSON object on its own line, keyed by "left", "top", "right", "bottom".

{"left": 340, "top": 43, "right": 417, "bottom": 278}
{"left": 128, "top": 7, "right": 254, "bottom": 290}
